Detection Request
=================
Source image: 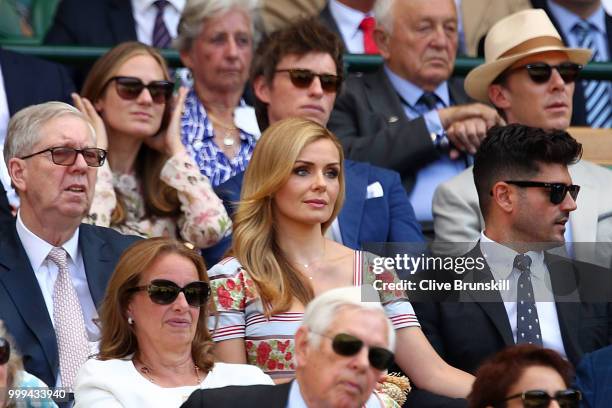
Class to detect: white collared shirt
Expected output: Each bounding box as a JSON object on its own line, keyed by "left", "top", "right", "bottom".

{"left": 479, "top": 232, "right": 566, "bottom": 358}
{"left": 16, "top": 212, "right": 100, "bottom": 385}
{"left": 131, "top": 0, "right": 185, "bottom": 46}
{"left": 328, "top": 0, "right": 372, "bottom": 53}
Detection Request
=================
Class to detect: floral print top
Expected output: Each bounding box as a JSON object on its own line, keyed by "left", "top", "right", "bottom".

{"left": 207, "top": 251, "right": 419, "bottom": 379}
{"left": 86, "top": 151, "right": 231, "bottom": 248}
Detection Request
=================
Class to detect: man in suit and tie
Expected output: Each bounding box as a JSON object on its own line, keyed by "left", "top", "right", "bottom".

{"left": 318, "top": 0, "right": 378, "bottom": 54}
{"left": 182, "top": 286, "right": 396, "bottom": 408}
{"left": 0, "top": 102, "right": 138, "bottom": 393}
{"left": 328, "top": 0, "right": 502, "bottom": 225}
{"left": 434, "top": 9, "right": 612, "bottom": 267}
{"left": 202, "top": 18, "right": 424, "bottom": 267}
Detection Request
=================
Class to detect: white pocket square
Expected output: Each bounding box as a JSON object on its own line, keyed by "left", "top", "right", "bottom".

{"left": 366, "top": 181, "right": 384, "bottom": 199}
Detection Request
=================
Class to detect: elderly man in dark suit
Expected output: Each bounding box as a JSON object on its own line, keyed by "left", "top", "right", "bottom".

{"left": 328, "top": 0, "right": 503, "bottom": 226}
{"left": 0, "top": 102, "right": 138, "bottom": 394}
{"left": 181, "top": 286, "right": 396, "bottom": 408}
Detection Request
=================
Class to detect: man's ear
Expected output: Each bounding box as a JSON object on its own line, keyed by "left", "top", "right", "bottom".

{"left": 488, "top": 84, "right": 512, "bottom": 111}
{"left": 491, "top": 181, "right": 515, "bottom": 214}
{"left": 8, "top": 158, "right": 27, "bottom": 193}
{"left": 253, "top": 76, "right": 271, "bottom": 104}
{"left": 374, "top": 29, "right": 390, "bottom": 59}
{"left": 294, "top": 326, "right": 311, "bottom": 368}
{"left": 179, "top": 49, "right": 193, "bottom": 70}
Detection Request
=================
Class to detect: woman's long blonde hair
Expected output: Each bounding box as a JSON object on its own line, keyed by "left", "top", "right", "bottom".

{"left": 98, "top": 238, "right": 215, "bottom": 373}
{"left": 233, "top": 118, "right": 345, "bottom": 315}
{"left": 81, "top": 42, "right": 180, "bottom": 226}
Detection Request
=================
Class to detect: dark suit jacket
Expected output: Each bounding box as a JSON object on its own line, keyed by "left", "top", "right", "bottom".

{"left": 181, "top": 381, "right": 291, "bottom": 408}
{"left": 318, "top": 2, "right": 345, "bottom": 49}
{"left": 328, "top": 68, "right": 473, "bottom": 193}
{"left": 407, "top": 245, "right": 612, "bottom": 407}
{"left": 201, "top": 159, "right": 424, "bottom": 267}
{"left": 0, "top": 185, "right": 12, "bottom": 225}
{"left": 575, "top": 345, "right": 612, "bottom": 408}
{"left": 0, "top": 222, "right": 139, "bottom": 388}
{"left": 44, "top": 0, "right": 136, "bottom": 46}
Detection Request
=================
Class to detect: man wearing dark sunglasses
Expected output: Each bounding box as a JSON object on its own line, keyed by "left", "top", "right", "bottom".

{"left": 435, "top": 9, "right": 612, "bottom": 268}
{"left": 0, "top": 102, "right": 139, "bottom": 397}
{"left": 182, "top": 286, "right": 396, "bottom": 408}
{"left": 202, "top": 18, "right": 424, "bottom": 267}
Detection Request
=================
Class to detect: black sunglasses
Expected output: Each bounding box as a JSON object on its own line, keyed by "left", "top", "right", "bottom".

{"left": 313, "top": 332, "right": 394, "bottom": 370}
{"left": 275, "top": 69, "right": 341, "bottom": 93}
{"left": 106, "top": 76, "right": 174, "bottom": 104}
{"left": 129, "top": 279, "right": 210, "bottom": 308}
{"left": 510, "top": 62, "right": 583, "bottom": 84}
{"left": 0, "top": 337, "right": 10, "bottom": 365}
{"left": 20, "top": 146, "right": 107, "bottom": 167}
{"left": 501, "top": 389, "right": 581, "bottom": 408}
{"left": 505, "top": 180, "right": 580, "bottom": 204}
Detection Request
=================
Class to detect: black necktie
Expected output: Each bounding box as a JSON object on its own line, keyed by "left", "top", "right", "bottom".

{"left": 514, "top": 254, "right": 543, "bottom": 346}
{"left": 152, "top": 0, "right": 172, "bottom": 49}
{"left": 417, "top": 92, "right": 439, "bottom": 113}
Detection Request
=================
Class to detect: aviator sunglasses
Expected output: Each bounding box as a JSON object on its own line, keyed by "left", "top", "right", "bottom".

{"left": 312, "top": 332, "right": 394, "bottom": 370}
{"left": 509, "top": 62, "right": 583, "bottom": 84}
{"left": 505, "top": 181, "right": 580, "bottom": 204}
{"left": 0, "top": 337, "right": 10, "bottom": 365}
{"left": 275, "top": 69, "right": 341, "bottom": 93}
{"left": 105, "top": 76, "right": 174, "bottom": 104}
{"left": 500, "top": 389, "right": 581, "bottom": 408}
{"left": 129, "top": 279, "right": 211, "bottom": 307}
{"left": 20, "top": 146, "right": 107, "bottom": 167}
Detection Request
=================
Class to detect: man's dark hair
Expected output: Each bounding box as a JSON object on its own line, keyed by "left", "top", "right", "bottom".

{"left": 473, "top": 124, "right": 582, "bottom": 218}
{"left": 250, "top": 18, "right": 345, "bottom": 131}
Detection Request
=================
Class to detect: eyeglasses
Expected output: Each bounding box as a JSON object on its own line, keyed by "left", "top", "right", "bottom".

{"left": 20, "top": 146, "right": 107, "bottom": 167}
{"left": 505, "top": 180, "right": 580, "bottom": 204}
{"left": 275, "top": 69, "right": 341, "bottom": 93}
{"left": 502, "top": 389, "right": 581, "bottom": 408}
{"left": 106, "top": 76, "right": 174, "bottom": 104}
{"left": 312, "top": 332, "right": 394, "bottom": 370}
{"left": 510, "top": 62, "right": 583, "bottom": 84}
{"left": 129, "top": 279, "right": 210, "bottom": 307}
{"left": 0, "top": 337, "right": 10, "bottom": 365}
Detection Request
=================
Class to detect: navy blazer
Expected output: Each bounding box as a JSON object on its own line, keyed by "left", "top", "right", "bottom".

{"left": 575, "top": 345, "right": 612, "bottom": 408}
{"left": 0, "top": 222, "right": 139, "bottom": 388}
{"left": 202, "top": 160, "right": 424, "bottom": 267}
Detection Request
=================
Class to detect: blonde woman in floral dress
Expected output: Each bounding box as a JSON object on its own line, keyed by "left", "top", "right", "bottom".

{"left": 74, "top": 42, "right": 230, "bottom": 248}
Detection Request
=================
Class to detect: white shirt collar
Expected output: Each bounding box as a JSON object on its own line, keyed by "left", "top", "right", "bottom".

{"left": 131, "top": 0, "right": 184, "bottom": 14}
{"left": 479, "top": 231, "right": 545, "bottom": 280}
{"left": 329, "top": 0, "right": 370, "bottom": 34}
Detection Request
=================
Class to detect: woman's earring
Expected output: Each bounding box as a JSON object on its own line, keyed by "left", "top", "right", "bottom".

{"left": 128, "top": 316, "right": 134, "bottom": 325}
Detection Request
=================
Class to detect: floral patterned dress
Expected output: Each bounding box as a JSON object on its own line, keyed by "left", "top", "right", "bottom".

{"left": 208, "top": 251, "right": 419, "bottom": 379}
{"left": 86, "top": 152, "right": 231, "bottom": 248}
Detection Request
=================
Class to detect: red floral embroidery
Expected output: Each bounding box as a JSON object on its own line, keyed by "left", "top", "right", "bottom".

{"left": 216, "top": 286, "right": 232, "bottom": 309}
{"left": 256, "top": 342, "right": 272, "bottom": 366}
{"left": 284, "top": 352, "right": 292, "bottom": 361}
{"left": 277, "top": 340, "right": 290, "bottom": 353}
{"left": 267, "top": 359, "right": 277, "bottom": 370}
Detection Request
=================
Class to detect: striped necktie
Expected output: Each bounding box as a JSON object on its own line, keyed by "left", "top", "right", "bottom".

{"left": 152, "top": 0, "right": 172, "bottom": 49}
{"left": 572, "top": 21, "right": 612, "bottom": 128}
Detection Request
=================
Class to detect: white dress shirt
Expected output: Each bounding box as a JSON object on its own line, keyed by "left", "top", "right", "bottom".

{"left": 16, "top": 212, "right": 100, "bottom": 385}
{"left": 131, "top": 0, "right": 185, "bottom": 45}
{"left": 328, "top": 0, "right": 372, "bottom": 53}
{"left": 480, "top": 232, "right": 567, "bottom": 358}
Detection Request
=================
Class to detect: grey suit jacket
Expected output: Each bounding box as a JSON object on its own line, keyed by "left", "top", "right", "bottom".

{"left": 328, "top": 67, "right": 473, "bottom": 193}
{"left": 433, "top": 160, "right": 612, "bottom": 266}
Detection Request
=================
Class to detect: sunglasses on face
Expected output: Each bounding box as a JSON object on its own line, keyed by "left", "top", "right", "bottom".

{"left": 129, "top": 279, "right": 210, "bottom": 308}
{"left": 275, "top": 69, "right": 341, "bottom": 93}
{"left": 510, "top": 62, "right": 583, "bottom": 84}
{"left": 313, "top": 332, "right": 394, "bottom": 370}
{"left": 501, "top": 389, "right": 581, "bottom": 408}
{"left": 0, "top": 337, "right": 10, "bottom": 365}
{"left": 106, "top": 76, "right": 174, "bottom": 104}
{"left": 20, "top": 146, "right": 107, "bottom": 167}
{"left": 505, "top": 181, "right": 580, "bottom": 205}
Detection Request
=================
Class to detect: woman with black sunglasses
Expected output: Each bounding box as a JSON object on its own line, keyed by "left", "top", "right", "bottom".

{"left": 468, "top": 344, "right": 581, "bottom": 408}
{"left": 73, "top": 42, "right": 231, "bottom": 249}
{"left": 0, "top": 320, "right": 58, "bottom": 408}
{"left": 73, "top": 238, "right": 272, "bottom": 407}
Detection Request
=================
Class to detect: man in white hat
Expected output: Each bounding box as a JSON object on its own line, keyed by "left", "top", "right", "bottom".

{"left": 433, "top": 8, "right": 612, "bottom": 266}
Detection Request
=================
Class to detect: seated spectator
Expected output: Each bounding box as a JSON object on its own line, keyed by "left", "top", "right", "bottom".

{"left": 177, "top": 0, "right": 260, "bottom": 187}
{"left": 183, "top": 286, "right": 401, "bottom": 408}
{"left": 468, "top": 344, "right": 580, "bottom": 408}
{"left": 0, "top": 320, "right": 58, "bottom": 408}
{"left": 328, "top": 0, "right": 502, "bottom": 223}
{"left": 574, "top": 344, "right": 612, "bottom": 408}
{"left": 208, "top": 118, "right": 472, "bottom": 398}
{"left": 75, "top": 41, "right": 230, "bottom": 249}
{"left": 74, "top": 238, "right": 272, "bottom": 408}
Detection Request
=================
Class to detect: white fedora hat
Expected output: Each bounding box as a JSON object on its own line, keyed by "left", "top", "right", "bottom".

{"left": 464, "top": 9, "right": 592, "bottom": 103}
